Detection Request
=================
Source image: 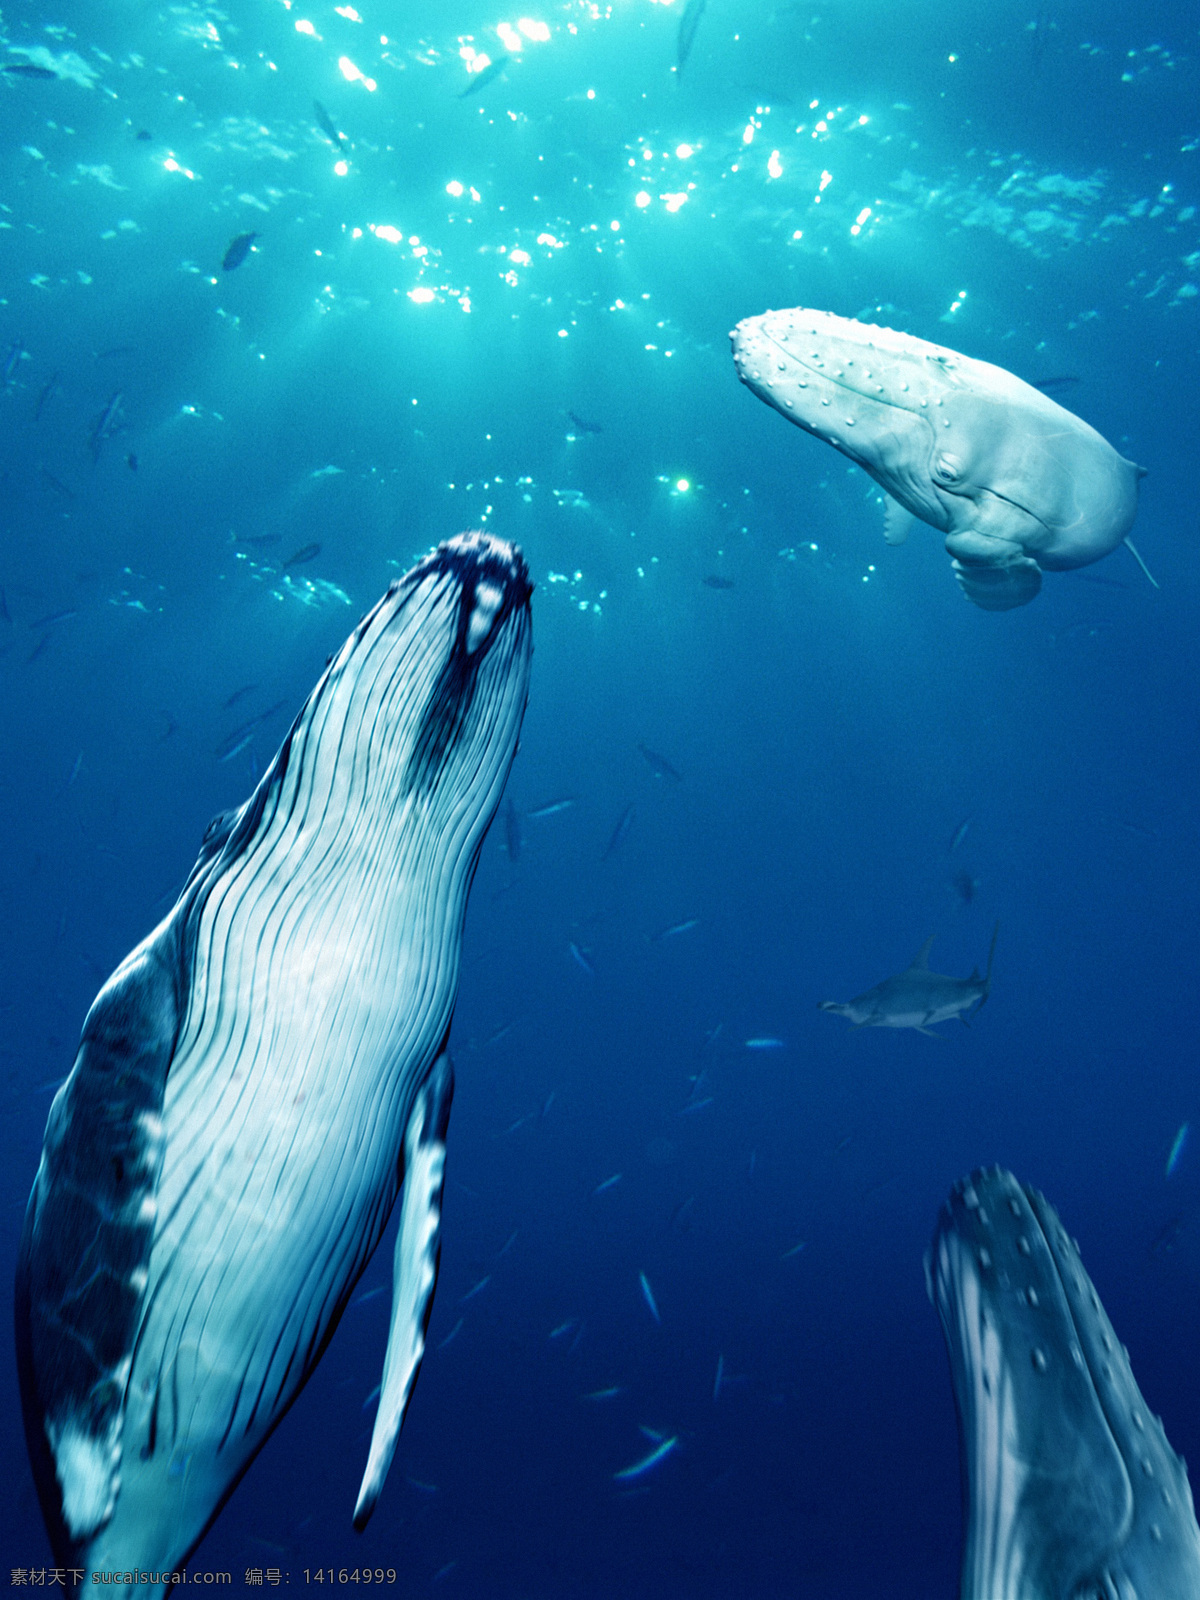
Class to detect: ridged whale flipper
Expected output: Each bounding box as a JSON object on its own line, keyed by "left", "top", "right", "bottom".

{"left": 354, "top": 1049, "right": 452, "bottom": 1530}
{"left": 931, "top": 1166, "right": 1200, "bottom": 1599}
{"left": 16, "top": 943, "right": 179, "bottom": 1548}
{"left": 17, "top": 532, "right": 532, "bottom": 1585}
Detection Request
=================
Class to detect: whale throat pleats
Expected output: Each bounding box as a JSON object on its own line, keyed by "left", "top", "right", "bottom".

{"left": 16, "top": 533, "right": 532, "bottom": 1583}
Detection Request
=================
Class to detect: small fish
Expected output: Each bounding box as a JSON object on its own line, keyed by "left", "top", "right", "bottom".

{"left": 30, "top": 607, "right": 78, "bottom": 630}
{"left": 3, "top": 61, "right": 58, "bottom": 78}
{"left": 405, "top": 1477, "right": 439, "bottom": 1495}
{"left": 483, "top": 1024, "right": 513, "bottom": 1048}
{"left": 32, "top": 372, "right": 58, "bottom": 419}
{"left": 361, "top": 1384, "right": 381, "bottom": 1410}
{"left": 601, "top": 803, "right": 635, "bottom": 860}
{"left": 437, "top": 1318, "right": 464, "bottom": 1349}
{"left": 951, "top": 868, "right": 979, "bottom": 906}
{"left": 680, "top": 1096, "right": 713, "bottom": 1115}
{"left": 1167, "top": 1123, "right": 1190, "bottom": 1179}
{"left": 949, "top": 816, "right": 972, "bottom": 853}
{"left": 1031, "top": 374, "right": 1080, "bottom": 392}
{"left": 526, "top": 797, "right": 575, "bottom": 818}
{"left": 638, "top": 1271, "right": 661, "bottom": 1324}
{"left": 214, "top": 700, "right": 287, "bottom": 762}
{"left": 780, "top": 1241, "right": 807, "bottom": 1260}
{"left": 283, "top": 542, "right": 322, "bottom": 568}
{"left": 702, "top": 574, "right": 734, "bottom": 589}
{"left": 549, "top": 1320, "right": 576, "bottom": 1340}
{"left": 676, "top": 0, "right": 707, "bottom": 73}
{"left": 351, "top": 1284, "right": 387, "bottom": 1306}
{"left": 216, "top": 732, "right": 253, "bottom": 763}
{"left": 460, "top": 1275, "right": 491, "bottom": 1304}
{"left": 459, "top": 55, "right": 509, "bottom": 97}
{"left": 585, "top": 1386, "right": 623, "bottom": 1402}
{"left": 222, "top": 231, "right": 259, "bottom": 272}
{"left": 1149, "top": 1214, "right": 1186, "bottom": 1257}
{"left": 637, "top": 741, "right": 682, "bottom": 782}
{"left": 497, "top": 1229, "right": 519, "bottom": 1256}
{"left": 432, "top": 1563, "right": 457, "bottom": 1583}
{"left": 650, "top": 918, "right": 698, "bottom": 942}
{"left": 313, "top": 98, "right": 345, "bottom": 148}
{"left": 541, "top": 1090, "right": 556, "bottom": 1117}
{"left": 88, "top": 390, "right": 123, "bottom": 462}
{"left": 713, "top": 1354, "right": 724, "bottom": 1401}
{"left": 64, "top": 751, "right": 83, "bottom": 789}
{"left": 3, "top": 341, "right": 26, "bottom": 386}
{"left": 745, "top": 1037, "right": 785, "bottom": 1051}
{"left": 38, "top": 469, "right": 74, "bottom": 500}
{"left": 614, "top": 1435, "right": 678, "bottom": 1482}
{"left": 567, "top": 409, "right": 603, "bottom": 435}
{"left": 669, "top": 1195, "right": 695, "bottom": 1231}
{"left": 135, "top": 129, "right": 152, "bottom": 141}
{"left": 126, "top": 451, "right": 138, "bottom": 471}
{"left": 503, "top": 796, "right": 522, "bottom": 862}
{"left": 569, "top": 941, "right": 595, "bottom": 976}
{"left": 591, "top": 1173, "right": 623, "bottom": 1195}
{"left": 223, "top": 683, "right": 258, "bottom": 709}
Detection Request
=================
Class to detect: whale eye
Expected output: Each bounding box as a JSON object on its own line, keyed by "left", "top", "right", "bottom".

{"left": 933, "top": 452, "right": 963, "bottom": 484}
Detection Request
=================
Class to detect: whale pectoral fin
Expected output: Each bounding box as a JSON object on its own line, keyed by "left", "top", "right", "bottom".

{"left": 914, "top": 1024, "right": 945, "bottom": 1039}
{"left": 17, "top": 942, "right": 178, "bottom": 1546}
{"left": 353, "top": 1051, "right": 454, "bottom": 1531}
{"left": 950, "top": 554, "right": 1042, "bottom": 611}
{"left": 882, "top": 494, "right": 917, "bottom": 546}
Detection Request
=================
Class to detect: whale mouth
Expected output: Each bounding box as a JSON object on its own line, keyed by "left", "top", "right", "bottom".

{"left": 399, "top": 533, "right": 532, "bottom": 796}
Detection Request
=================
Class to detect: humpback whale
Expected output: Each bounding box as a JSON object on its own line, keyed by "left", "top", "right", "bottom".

{"left": 16, "top": 532, "right": 532, "bottom": 1583}
{"left": 819, "top": 924, "right": 997, "bottom": 1036}
{"left": 730, "top": 307, "right": 1145, "bottom": 610}
{"left": 930, "top": 1166, "right": 1200, "bottom": 1598}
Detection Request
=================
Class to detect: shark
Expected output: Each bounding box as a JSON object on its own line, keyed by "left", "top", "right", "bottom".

{"left": 730, "top": 306, "right": 1150, "bottom": 611}
{"left": 819, "top": 924, "right": 998, "bottom": 1036}
{"left": 930, "top": 1166, "right": 1200, "bottom": 1598}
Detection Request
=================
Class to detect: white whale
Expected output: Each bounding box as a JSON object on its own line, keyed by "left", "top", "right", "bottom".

{"left": 16, "top": 532, "right": 532, "bottom": 1585}
{"left": 731, "top": 306, "right": 1147, "bottom": 610}
{"left": 931, "top": 1166, "right": 1200, "bottom": 1597}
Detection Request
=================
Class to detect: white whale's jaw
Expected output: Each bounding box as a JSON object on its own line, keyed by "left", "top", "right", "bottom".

{"left": 17, "top": 533, "right": 532, "bottom": 1583}
{"left": 932, "top": 1167, "right": 1200, "bottom": 1600}
{"left": 731, "top": 306, "right": 1142, "bottom": 610}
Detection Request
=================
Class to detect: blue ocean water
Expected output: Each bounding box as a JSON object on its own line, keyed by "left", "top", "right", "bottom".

{"left": 2, "top": 0, "right": 1199, "bottom": 1592}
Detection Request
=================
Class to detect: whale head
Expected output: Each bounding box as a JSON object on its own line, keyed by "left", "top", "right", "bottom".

{"left": 931, "top": 1166, "right": 1200, "bottom": 1599}
{"left": 731, "top": 307, "right": 1143, "bottom": 609}
{"left": 17, "top": 532, "right": 532, "bottom": 1578}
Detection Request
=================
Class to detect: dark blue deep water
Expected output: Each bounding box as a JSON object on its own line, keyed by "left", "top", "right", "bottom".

{"left": 3, "top": 0, "right": 1200, "bottom": 1593}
